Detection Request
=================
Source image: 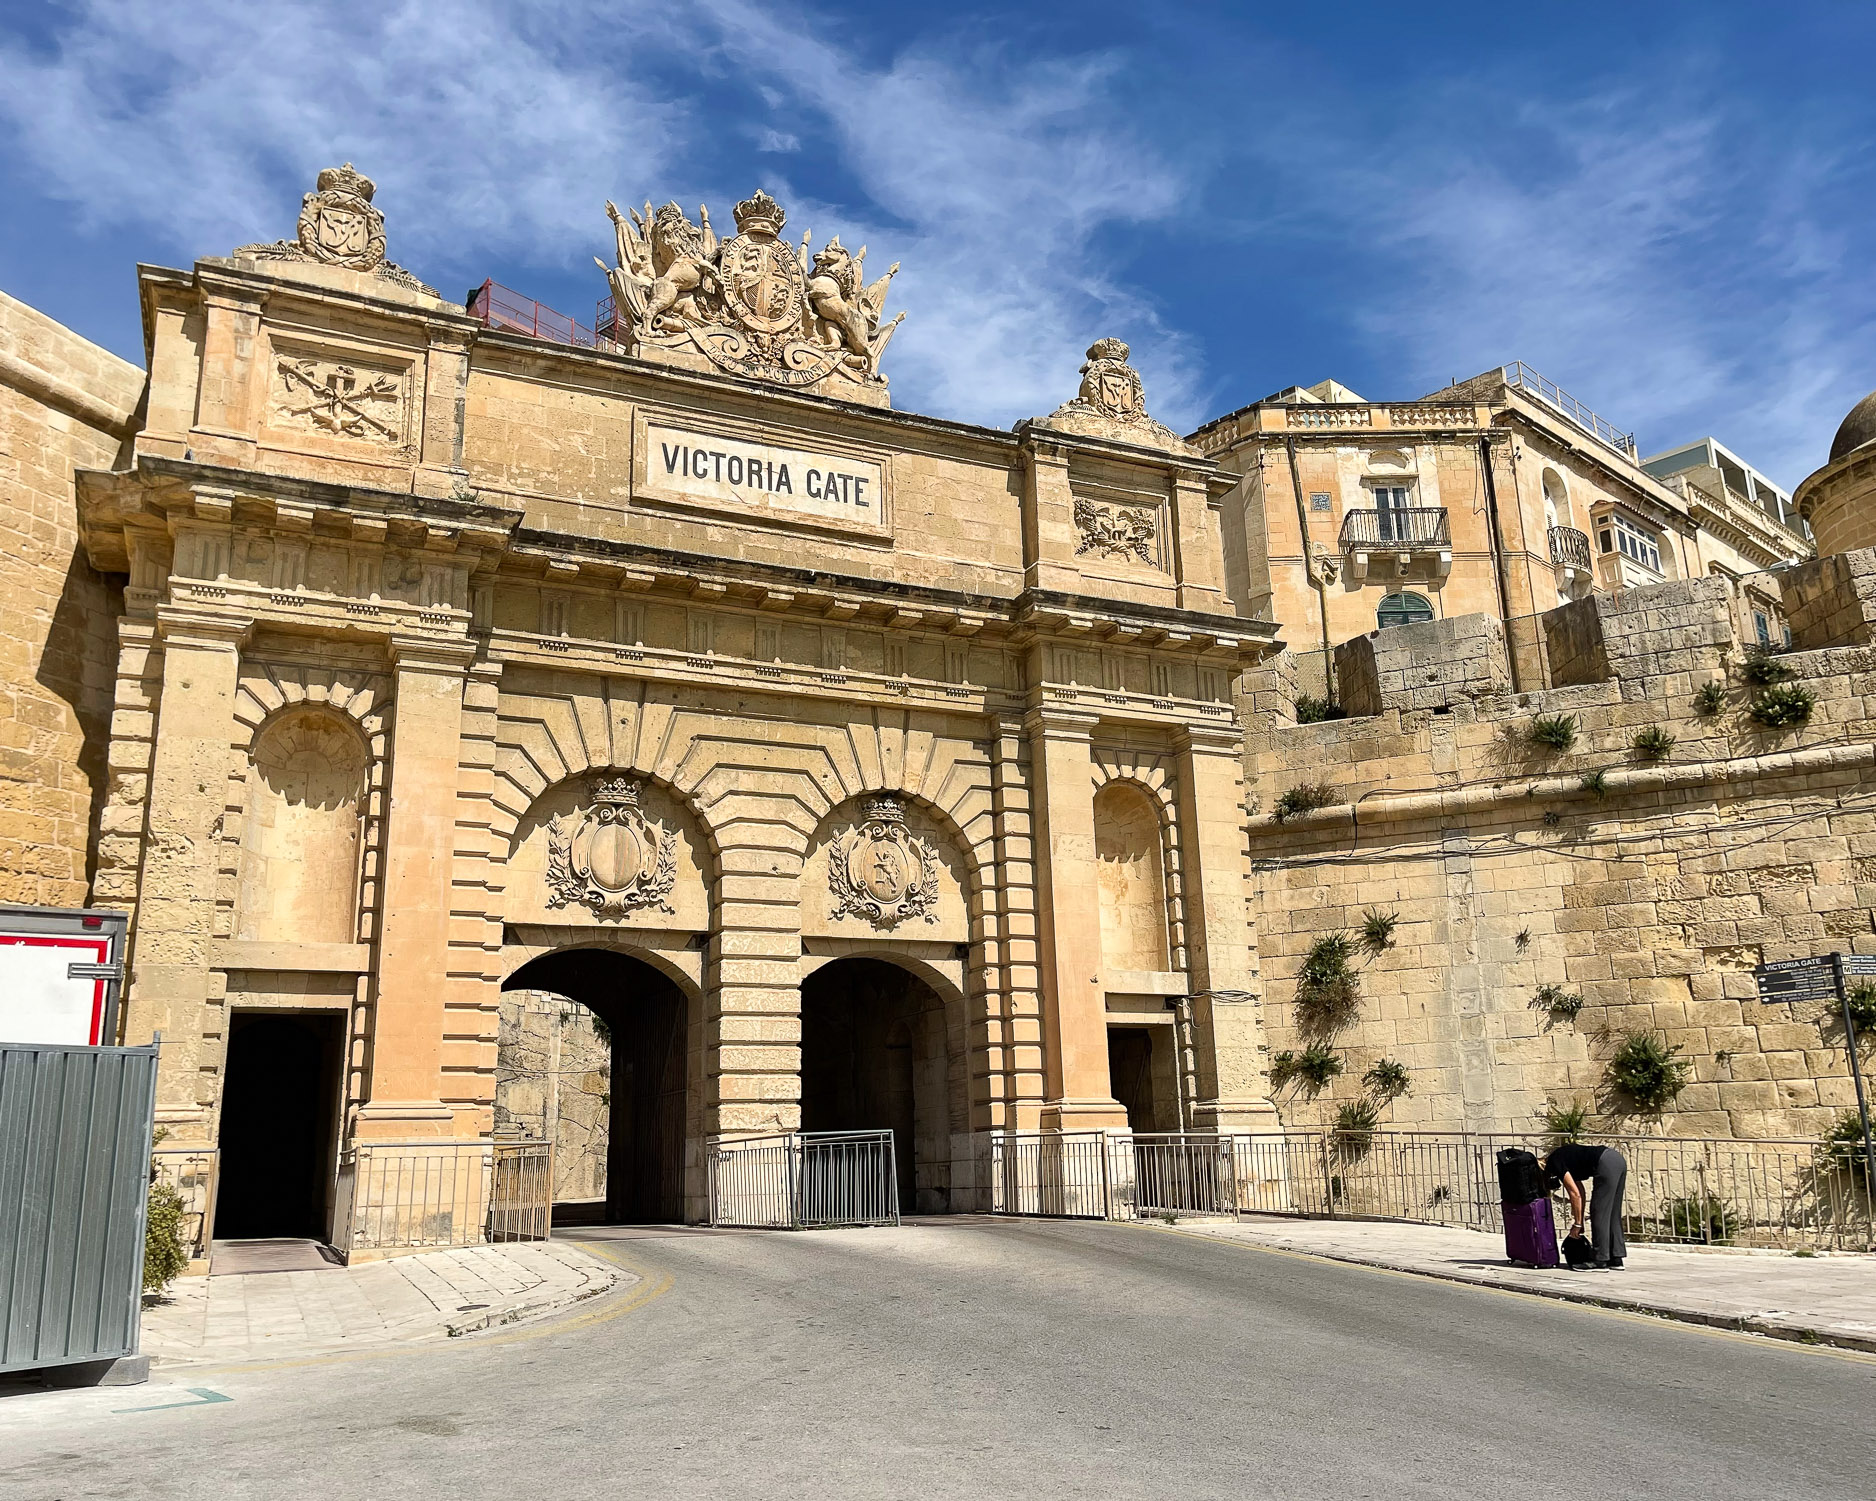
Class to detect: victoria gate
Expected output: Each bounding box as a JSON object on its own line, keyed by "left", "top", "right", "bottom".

{"left": 78, "top": 169, "right": 1278, "bottom": 1251}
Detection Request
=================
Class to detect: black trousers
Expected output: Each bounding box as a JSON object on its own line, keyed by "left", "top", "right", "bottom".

{"left": 1589, "top": 1149, "right": 1627, "bottom": 1263}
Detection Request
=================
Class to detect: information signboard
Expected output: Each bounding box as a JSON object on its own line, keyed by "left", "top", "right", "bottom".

{"left": 1754, "top": 954, "right": 1841, "bottom": 1005}
{"left": 0, "top": 904, "right": 127, "bottom": 1046}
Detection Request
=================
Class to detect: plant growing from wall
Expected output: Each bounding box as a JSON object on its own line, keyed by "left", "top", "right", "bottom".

{"left": 1693, "top": 681, "right": 1726, "bottom": 716}
{"left": 1294, "top": 694, "right": 1347, "bottom": 724}
{"left": 1331, "top": 1097, "right": 1381, "bottom": 1160}
{"left": 1295, "top": 932, "right": 1363, "bottom": 1036}
{"left": 1530, "top": 983, "right": 1585, "bottom": 1023}
{"left": 1274, "top": 782, "right": 1340, "bottom": 821}
{"left": 1845, "top": 982, "right": 1876, "bottom": 1038}
{"left": 1741, "top": 645, "right": 1793, "bottom": 685}
{"left": 143, "top": 1129, "right": 189, "bottom": 1295}
{"left": 1359, "top": 908, "right": 1399, "bottom": 956}
{"left": 1645, "top": 1194, "right": 1739, "bottom": 1246}
{"left": 1527, "top": 714, "right": 1579, "bottom": 752}
{"left": 1819, "top": 1111, "right": 1873, "bottom": 1184}
{"left": 1541, "top": 1099, "right": 1590, "bottom": 1147}
{"left": 1606, "top": 1030, "right": 1692, "bottom": 1114}
{"left": 1579, "top": 768, "right": 1609, "bottom": 797}
{"left": 1362, "top": 1058, "right": 1411, "bottom": 1101}
{"left": 1542, "top": 809, "right": 1562, "bottom": 828}
{"left": 1631, "top": 726, "right": 1676, "bottom": 762}
{"left": 1748, "top": 682, "right": 1814, "bottom": 728}
{"left": 1268, "top": 1043, "right": 1342, "bottom": 1096}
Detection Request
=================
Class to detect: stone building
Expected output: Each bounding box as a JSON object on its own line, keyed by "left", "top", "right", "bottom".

{"left": 37, "top": 168, "right": 1272, "bottom": 1240}
{"left": 5, "top": 160, "right": 1873, "bottom": 1247}
{"left": 1193, "top": 366, "right": 1810, "bottom": 699}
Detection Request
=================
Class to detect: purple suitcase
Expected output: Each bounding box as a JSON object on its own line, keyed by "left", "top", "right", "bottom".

{"left": 1503, "top": 1196, "right": 1559, "bottom": 1268}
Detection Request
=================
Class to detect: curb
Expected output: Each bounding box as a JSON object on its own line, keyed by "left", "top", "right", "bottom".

{"left": 1153, "top": 1225, "right": 1876, "bottom": 1357}
{"left": 444, "top": 1264, "right": 622, "bottom": 1338}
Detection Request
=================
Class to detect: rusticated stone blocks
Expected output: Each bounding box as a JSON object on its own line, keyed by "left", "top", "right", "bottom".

{"left": 1780, "top": 546, "right": 1876, "bottom": 650}
{"left": 1334, "top": 612, "right": 1510, "bottom": 717}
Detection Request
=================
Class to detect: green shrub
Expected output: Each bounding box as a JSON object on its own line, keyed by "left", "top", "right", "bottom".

{"left": 1358, "top": 908, "right": 1398, "bottom": 956}
{"left": 1693, "top": 681, "right": 1726, "bottom": 716}
{"left": 1819, "top": 1110, "right": 1875, "bottom": 1183}
{"left": 1631, "top": 726, "right": 1676, "bottom": 762}
{"left": 1531, "top": 982, "right": 1585, "bottom": 1022}
{"left": 1579, "top": 768, "right": 1608, "bottom": 797}
{"left": 1295, "top": 933, "right": 1362, "bottom": 1035}
{"left": 1332, "top": 1097, "right": 1381, "bottom": 1160}
{"left": 1606, "top": 1030, "right": 1691, "bottom": 1114}
{"left": 1362, "top": 1058, "right": 1411, "bottom": 1101}
{"left": 1269, "top": 1043, "right": 1342, "bottom": 1096}
{"left": 1275, "top": 783, "right": 1340, "bottom": 821}
{"left": 143, "top": 1136, "right": 190, "bottom": 1295}
{"left": 1294, "top": 694, "right": 1347, "bottom": 724}
{"left": 1748, "top": 682, "right": 1814, "bottom": 728}
{"left": 1541, "top": 1099, "right": 1590, "bottom": 1147}
{"left": 1642, "top": 1194, "right": 1739, "bottom": 1245}
{"left": 1844, "top": 982, "right": 1876, "bottom": 1035}
{"left": 1528, "top": 714, "right": 1579, "bottom": 752}
{"left": 1542, "top": 809, "right": 1562, "bottom": 828}
{"left": 1741, "top": 645, "right": 1793, "bottom": 685}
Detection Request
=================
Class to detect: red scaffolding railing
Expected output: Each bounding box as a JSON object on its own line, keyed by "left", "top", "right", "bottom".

{"left": 467, "top": 280, "right": 619, "bottom": 351}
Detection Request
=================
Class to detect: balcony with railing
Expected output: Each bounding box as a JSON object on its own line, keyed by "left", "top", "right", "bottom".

{"left": 1500, "top": 362, "right": 1636, "bottom": 459}
{"left": 1339, "top": 507, "right": 1452, "bottom": 579}
{"left": 1547, "top": 524, "right": 1592, "bottom": 575}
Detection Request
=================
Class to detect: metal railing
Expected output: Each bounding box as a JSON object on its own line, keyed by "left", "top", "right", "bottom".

{"left": 1501, "top": 362, "right": 1637, "bottom": 458}
{"left": 1547, "top": 524, "right": 1592, "bottom": 572}
{"left": 707, "top": 1130, "right": 899, "bottom": 1229}
{"left": 1135, "top": 1134, "right": 1238, "bottom": 1218}
{"left": 152, "top": 1145, "right": 219, "bottom": 1259}
{"left": 468, "top": 280, "right": 619, "bottom": 352}
{"left": 989, "top": 1131, "right": 1126, "bottom": 1219}
{"left": 334, "top": 1140, "right": 554, "bottom": 1255}
{"left": 1339, "top": 507, "right": 1451, "bottom": 549}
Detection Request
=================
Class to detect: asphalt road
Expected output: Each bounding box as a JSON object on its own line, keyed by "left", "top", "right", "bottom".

{"left": 3, "top": 1217, "right": 1873, "bottom": 1500}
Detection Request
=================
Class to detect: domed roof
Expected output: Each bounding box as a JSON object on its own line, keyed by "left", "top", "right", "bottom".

{"left": 1830, "top": 389, "right": 1876, "bottom": 462}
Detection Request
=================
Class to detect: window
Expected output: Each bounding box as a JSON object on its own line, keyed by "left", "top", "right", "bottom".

{"left": 1309, "top": 491, "right": 1332, "bottom": 513}
{"left": 1373, "top": 485, "right": 1411, "bottom": 542}
{"left": 1753, "top": 611, "right": 1772, "bottom": 647}
{"left": 1595, "top": 514, "right": 1661, "bottom": 574}
{"left": 1377, "top": 591, "right": 1434, "bottom": 628}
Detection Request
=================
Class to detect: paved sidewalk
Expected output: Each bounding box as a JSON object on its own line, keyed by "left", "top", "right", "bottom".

{"left": 1156, "top": 1215, "right": 1876, "bottom": 1350}
{"left": 142, "top": 1240, "right": 627, "bottom": 1367}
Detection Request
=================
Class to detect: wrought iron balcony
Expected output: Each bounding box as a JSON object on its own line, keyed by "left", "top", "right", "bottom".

{"left": 1339, "top": 507, "right": 1451, "bottom": 550}
{"left": 1548, "top": 524, "right": 1592, "bottom": 572}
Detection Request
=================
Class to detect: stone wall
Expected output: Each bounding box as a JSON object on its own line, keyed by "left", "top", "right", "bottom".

{"left": 1334, "top": 613, "right": 1511, "bottom": 718}
{"left": 0, "top": 290, "right": 142, "bottom": 906}
{"left": 493, "top": 990, "right": 610, "bottom": 1205}
{"left": 1243, "top": 564, "right": 1876, "bottom": 1141}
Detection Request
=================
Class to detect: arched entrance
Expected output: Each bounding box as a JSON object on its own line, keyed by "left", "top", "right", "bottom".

{"left": 800, "top": 957, "right": 961, "bottom": 1213}
{"left": 501, "top": 948, "right": 689, "bottom": 1224}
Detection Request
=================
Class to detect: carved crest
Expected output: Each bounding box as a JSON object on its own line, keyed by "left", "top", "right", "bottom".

{"left": 827, "top": 794, "right": 941, "bottom": 929}
{"left": 599, "top": 188, "right": 904, "bottom": 400}
{"left": 546, "top": 776, "right": 677, "bottom": 917}
{"left": 233, "top": 163, "right": 437, "bottom": 297}
{"left": 1074, "top": 496, "right": 1157, "bottom": 565}
{"left": 1039, "top": 338, "right": 1195, "bottom": 455}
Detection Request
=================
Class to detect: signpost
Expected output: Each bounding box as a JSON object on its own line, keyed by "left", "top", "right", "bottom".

{"left": 1755, "top": 952, "right": 1876, "bottom": 1189}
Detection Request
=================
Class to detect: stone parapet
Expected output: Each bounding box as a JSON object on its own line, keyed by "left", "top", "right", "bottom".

{"left": 1543, "top": 574, "right": 1737, "bottom": 692}
{"left": 1779, "top": 546, "right": 1876, "bottom": 651}
{"left": 1334, "top": 613, "right": 1511, "bottom": 717}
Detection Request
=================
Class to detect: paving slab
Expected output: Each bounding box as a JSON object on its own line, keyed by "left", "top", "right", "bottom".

{"left": 1159, "top": 1214, "right": 1876, "bottom": 1350}
{"left": 140, "top": 1239, "right": 627, "bottom": 1368}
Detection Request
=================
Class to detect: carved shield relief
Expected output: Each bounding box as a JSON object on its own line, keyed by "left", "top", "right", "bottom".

{"left": 719, "top": 235, "right": 808, "bottom": 336}
{"left": 546, "top": 777, "right": 677, "bottom": 916}
{"left": 297, "top": 188, "right": 387, "bottom": 271}
{"left": 827, "top": 794, "right": 940, "bottom": 929}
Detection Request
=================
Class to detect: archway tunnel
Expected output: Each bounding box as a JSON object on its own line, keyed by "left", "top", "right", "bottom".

{"left": 800, "top": 956, "right": 962, "bottom": 1214}
{"left": 500, "top": 948, "right": 690, "bottom": 1224}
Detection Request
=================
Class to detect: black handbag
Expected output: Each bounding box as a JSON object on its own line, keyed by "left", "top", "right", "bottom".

{"left": 1561, "top": 1231, "right": 1596, "bottom": 1268}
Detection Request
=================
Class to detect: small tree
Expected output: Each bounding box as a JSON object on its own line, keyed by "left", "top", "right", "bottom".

{"left": 143, "top": 1131, "right": 189, "bottom": 1295}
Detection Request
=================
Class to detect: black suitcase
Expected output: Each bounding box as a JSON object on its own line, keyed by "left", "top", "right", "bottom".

{"left": 1497, "top": 1147, "right": 1546, "bottom": 1206}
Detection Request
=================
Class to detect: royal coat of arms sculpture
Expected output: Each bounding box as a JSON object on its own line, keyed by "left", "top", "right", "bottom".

{"left": 233, "top": 163, "right": 437, "bottom": 297}
{"left": 545, "top": 776, "right": 678, "bottom": 917}
{"left": 1037, "top": 338, "right": 1195, "bottom": 456}
{"left": 598, "top": 189, "right": 904, "bottom": 404}
{"left": 827, "top": 794, "right": 941, "bottom": 929}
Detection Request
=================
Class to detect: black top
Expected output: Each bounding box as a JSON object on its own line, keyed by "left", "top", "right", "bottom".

{"left": 1544, "top": 1143, "right": 1606, "bottom": 1188}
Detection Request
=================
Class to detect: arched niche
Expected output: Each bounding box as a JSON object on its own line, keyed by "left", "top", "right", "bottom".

{"left": 799, "top": 792, "right": 971, "bottom": 945}
{"left": 1094, "top": 780, "right": 1169, "bottom": 973}
{"left": 506, "top": 772, "right": 712, "bottom": 934}
{"left": 236, "top": 707, "right": 368, "bottom": 945}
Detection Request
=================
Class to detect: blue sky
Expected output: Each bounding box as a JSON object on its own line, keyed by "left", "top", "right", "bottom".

{"left": 2, "top": 1, "right": 1870, "bottom": 487}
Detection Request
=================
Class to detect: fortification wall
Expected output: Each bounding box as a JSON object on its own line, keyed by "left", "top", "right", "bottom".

{"left": 0, "top": 291, "right": 142, "bottom": 905}
{"left": 1242, "top": 561, "right": 1876, "bottom": 1140}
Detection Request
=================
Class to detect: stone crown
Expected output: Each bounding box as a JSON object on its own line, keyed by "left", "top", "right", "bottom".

{"left": 316, "top": 163, "right": 376, "bottom": 202}
{"left": 863, "top": 794, "right": 906, "bottom": 825}
{"left": 593, "top": 776, "right": 644, "bottom": 807}
{"left": 1086, "top": 337, "right": 1130, "bottom": 364}
{"left": 733, "top": 190, "right": 786, "bottom": 235}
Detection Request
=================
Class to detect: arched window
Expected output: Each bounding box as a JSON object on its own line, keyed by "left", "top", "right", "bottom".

{"left": 1377, "top": 592, "right": 1434, "bottom": 629}
{"left": 1542, "top": 468, "right": 1568, "bottom": 530}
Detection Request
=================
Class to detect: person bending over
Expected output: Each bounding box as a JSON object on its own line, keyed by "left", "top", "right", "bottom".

{"left": 1543, "top": 1142, "right": 1627, "bottom": 1269}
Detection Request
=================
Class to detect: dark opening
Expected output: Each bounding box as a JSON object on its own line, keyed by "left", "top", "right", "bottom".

{"left": 502, "top": 948, "right": 687, "bottom": 1224}
{"left": 1108, "top": 1026, "right": 1158, "bottom": 1133}
{"left": 215, "top": 1010, "right": 345, "bottom": 1240}
{"left": 800, "top": 957, "right": 955, "bottom": 1213}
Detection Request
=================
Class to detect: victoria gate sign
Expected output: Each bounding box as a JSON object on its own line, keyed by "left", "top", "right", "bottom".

{"left": 644, "top": 422, "right": 884, "bottom": 529}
